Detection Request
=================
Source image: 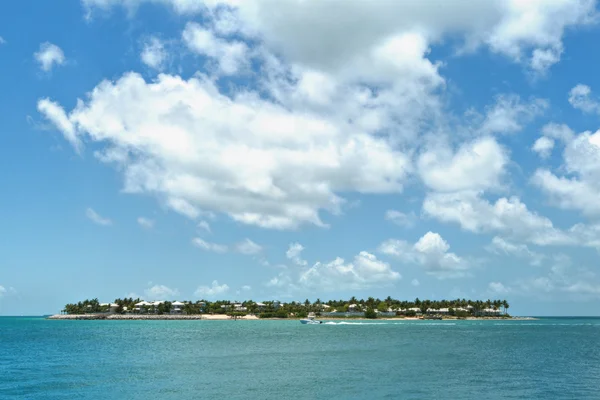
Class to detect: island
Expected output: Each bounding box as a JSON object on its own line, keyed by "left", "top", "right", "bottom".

{"left": 47, "top": 297, "right": 524, "bottom": 320}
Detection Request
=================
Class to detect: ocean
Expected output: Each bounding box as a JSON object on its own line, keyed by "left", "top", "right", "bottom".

{"left": 1, "top": 317, "right": 599, "bottom": 399}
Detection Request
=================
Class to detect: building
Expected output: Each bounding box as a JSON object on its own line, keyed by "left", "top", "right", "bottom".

{"left": 99, "top": 303, "right": 119, "bottom": 314}
{"left": 134, "top": 301, "right": 153, "bottom": 313}
{"left": 172, "top": 301, "right": 185, "bottom": 314}
{"left": 426, "top": 308, "right": 449, "bottom": 314}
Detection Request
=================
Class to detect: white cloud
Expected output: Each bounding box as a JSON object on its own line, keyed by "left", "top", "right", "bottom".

{"left": 144, "top": 284, "right": 179, "bottom": 300}
{"left": 38, "top": 72, "right": 410, "bottom": 230}
{"left": 422, "top": 191, "right": 573, "bottom": 246}
{"left": 182, "top": 22, "right": 248, "bottom": 75}
{"left": 379, "top": 232, "right": 469, "bottom": 279}
{"left": 488, "top": 281, "right": 511, "bottom": 294}
{"left": 541, "top": 123, "right": 575, "bottom": 143}
{"left": 194, "top": 280, "right": 229, "bottom": 297}
{"left": 563, "top": 282, "right": 600, "bottom": 295}
{"left": 530, "top": 47, "right": 561, "bottom": 73}
{"left": 299, "top": 251, "right": 401, "bottom": 291}
{"left": 197, "top": 220, "right": 211, "bottom": 233}
{"left": 532, "top": 126, "right": 600, "bottom": 217}
{"left": 141, "top": 36, "right": 167, "bottom": 70}
{"left": 235, "top": 238, "right": 262, "bottom": 255}
{"left": 34, "top": 42, "right": 66, "bottom": 72}
{"left": 418, "top": 136, "right": 508, "bottom": 193}
{"left": 0, "top": 285, "right": 16, "bottom": 298}
{"left": 478, "top": 95, "right": 547, "bottom": 135}
{"left": 85, "top": 207, "right": 112, "bottom": 226}
{"left": 385, "top": 210, "right": 416, "bottom": 228}
{"left": 411, "top": 279, "right": 420, "bottom": 287}
{"left": 242, "top": 285, "right": 251, "bottom": 291}
{"left": 286, "top": 242, "right": 307, "bottom": 266}
{"left": 532, "top": 136, "right": 554, "bottom": 158}
{"left": 568, "top": 84, "right": 600, "bottom": 114}
{"left": 0, "top": 36, "right": 5, "bottom": 45}
{"left": 512, "top": 255, "right": 600, "bottom": 299}
{"left": 486, "top": 236, "right": 544, "bottom": 266}
{"left": 191, "top": 238, "right": 228, "bottom": 253}
{"left": 37, "top": 98, "right": 81, "bottom": 153}
{"left": 84, "top": 0, "right": 595, "bottom": 74}
{"left": 137, "top": 217, "right": 154, "bottom": 229}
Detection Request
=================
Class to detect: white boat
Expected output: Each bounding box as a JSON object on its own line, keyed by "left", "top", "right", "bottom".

{"left": 300, "top": 316, "right": 322, "bottom": 324}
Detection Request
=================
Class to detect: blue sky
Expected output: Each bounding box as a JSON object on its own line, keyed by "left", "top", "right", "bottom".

{"left": 2, "top": 0, "right": 600, "bottom": 316}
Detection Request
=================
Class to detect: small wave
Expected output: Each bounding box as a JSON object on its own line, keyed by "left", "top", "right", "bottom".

{"left": 321, "top": 321, "right": 457, "bottom": 326}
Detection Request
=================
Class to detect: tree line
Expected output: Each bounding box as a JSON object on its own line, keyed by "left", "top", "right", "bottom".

{"left": 62, "top": 297, "right": 510, "bottom": 316}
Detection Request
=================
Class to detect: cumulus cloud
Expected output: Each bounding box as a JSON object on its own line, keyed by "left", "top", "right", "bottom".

{"left": 532, "top": 136, "right": 555, "bottom": 158}
{"left": 286, "top": 242, "right": 307, "bottom": 266}
{"left": 197, "top": 220, "right": 211, "bottom": 233}
{"left": 486, "top": 236, "right": 544, "bottom": 266}
{"left": 299, "top": 251, "right": 401, "bottom": 291}
{"left": 242, "top": 285, "right": 251, "bottom": 291}
{"left": 385, "top": 210, "right": 416, "bottom": 228}
{"left": 84, "top": 0, "right": 595, "bottom": 73}
{"left": 38, "top": 73, "right": 410, "bottom": 230}
{"left": 235, "top": 238, "right": 262, "bottom": 255}
{"left": 533, "top": 126, "right": 600, "bottom": 218}
{"left": 379, "top": 232, "right": 469, "bottom": 279}
{"left": 191, "top": 238, "right": 228, "bottom": 253}
{"left": 568, "top": 84, "right": 600, "bottom": 114}
{"left": 144, "top": 284, "right": 179, "bottom": 300}
{"left": 182, "top": 22, "right": 248, "bottom": 75}
{"left": 0, "top": 36, "right": 5, "bottom": 45}
{"left": 141, "top": 36, "right": 167, "bottom": 70}
{"left": 478, "top": 95, "right": 547, "bottom": 135}
{"left": 422, "top": 191, "right": 576, "bottom": 246}
{"left": 488, "top": 281, "right": 511, "bottom": 294}
{"left": 34, "top": 42, "right": 66, "bottom": 72}
{"left": 418, "top": 136, "right": 508, "bottom": 193}
{"left": 137, "top": 217, "right": 154, "bottom": 229}
{"left": 85, "top": 207, "right": 112, "bottom": 226}
{"left": 411, "top": 279, "right": 420, "bottom": 287}
{"left": 194, "top": 280, "right": 229, "bottom": 297}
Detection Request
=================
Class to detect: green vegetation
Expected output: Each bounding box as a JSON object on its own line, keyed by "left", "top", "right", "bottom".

{"left": 62, "top": 296, "right": 510, "bottom": 318}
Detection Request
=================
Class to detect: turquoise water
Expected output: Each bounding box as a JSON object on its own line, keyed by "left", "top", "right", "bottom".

{"left": 2, "top": 317, "right": 600, "bottom": 399}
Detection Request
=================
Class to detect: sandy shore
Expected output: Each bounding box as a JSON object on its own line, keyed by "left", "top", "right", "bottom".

{"left": 47, "top": 314, "right": 534, "bottom": 321}
{"left": 47, "top": 314, "right": 259, "bottom": 320}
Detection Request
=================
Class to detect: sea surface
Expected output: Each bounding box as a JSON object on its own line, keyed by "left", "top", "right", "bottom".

{"left": 1, "top": 317, "right": 600, "bottom": 399}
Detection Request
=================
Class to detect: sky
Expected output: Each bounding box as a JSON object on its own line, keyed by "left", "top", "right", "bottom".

{"left": 2, "top": 0, "right": 600, "bottom": 316}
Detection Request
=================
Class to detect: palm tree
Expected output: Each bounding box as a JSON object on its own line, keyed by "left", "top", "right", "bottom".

{"left": 503, "top": 300, "right": 510, "bottom": 315}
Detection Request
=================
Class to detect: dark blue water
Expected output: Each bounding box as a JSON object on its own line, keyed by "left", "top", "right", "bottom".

{"left": 1, "top": 317, "right": 599, "bottom": 399}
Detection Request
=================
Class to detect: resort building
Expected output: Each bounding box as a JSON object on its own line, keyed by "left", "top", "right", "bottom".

{"left": 172, "top": 301, "right": 185, "bottom": 314}
{"left": 99, "top": 303, "right": 119, "bottom": 314}
{"left": 426, "top": 308, "right": 449, "bottom": 314}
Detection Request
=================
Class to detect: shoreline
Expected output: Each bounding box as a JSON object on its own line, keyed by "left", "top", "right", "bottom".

{"left": 46, "top": 314, "right": 537, "bottom": 321}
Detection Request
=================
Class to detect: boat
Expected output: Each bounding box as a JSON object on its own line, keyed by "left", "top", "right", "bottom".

{"left": 300, "top": 315, "right": 323, "bottom": 324}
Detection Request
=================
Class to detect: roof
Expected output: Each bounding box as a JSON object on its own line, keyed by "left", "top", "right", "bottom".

{"left": 256, "top": 302, "right": 265, "bottom": 306}
{"left": 135, "top": 301, "right": 152, "bottom": 306}
{"left": 172, "top": 301, "right": 185, "bottom": 306}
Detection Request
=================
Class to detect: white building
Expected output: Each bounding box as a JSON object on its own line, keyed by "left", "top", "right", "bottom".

{"left": 100, "top": 303, "right": 119, "bottom": 314}
{"left": 172, "top": 301, "right": 185, "bottom": 314}
{"left": 134, "top": 301, "right": 153, "bottom": 313}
